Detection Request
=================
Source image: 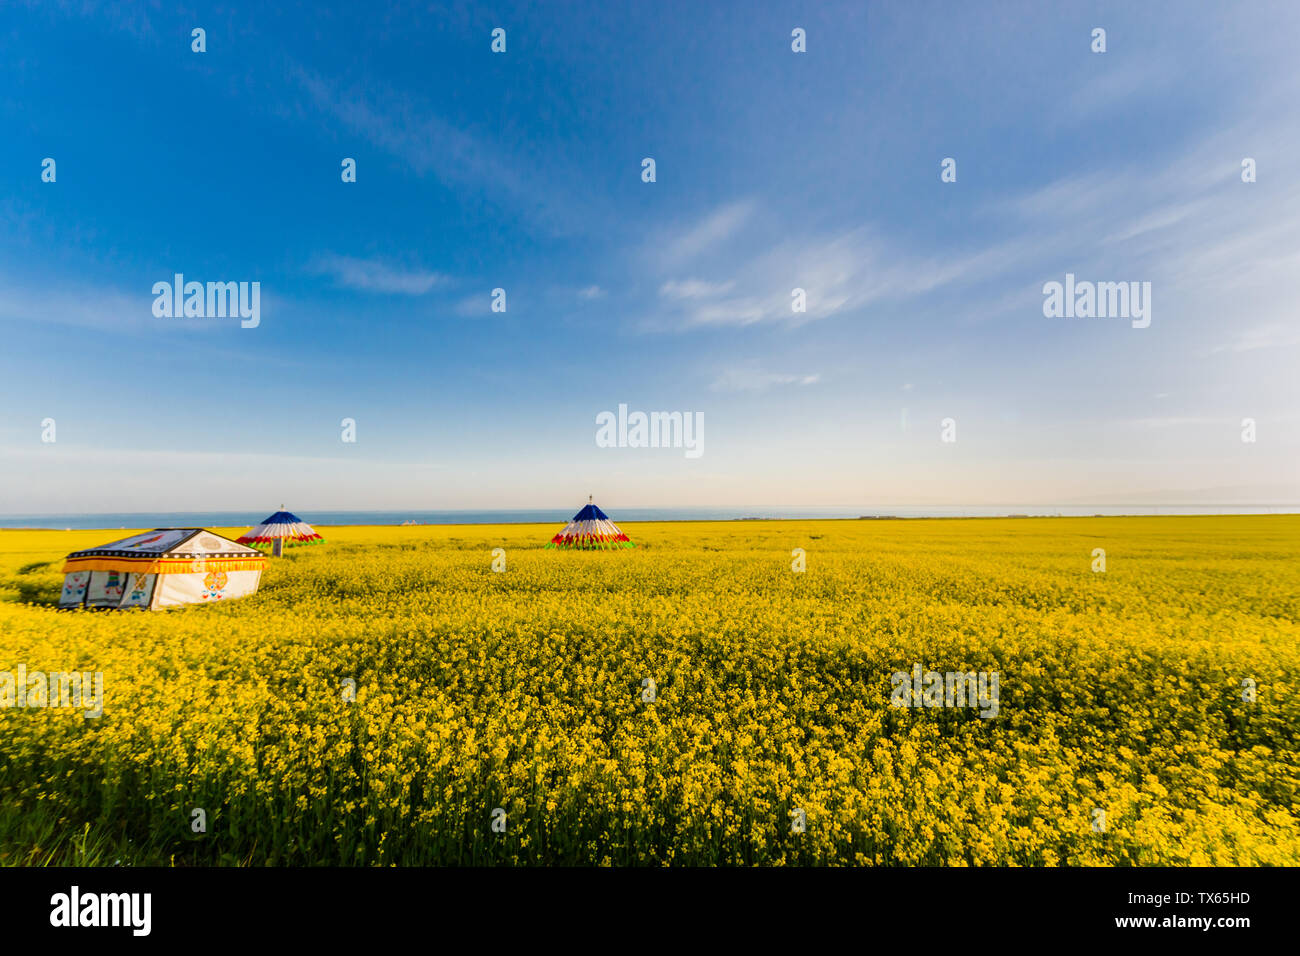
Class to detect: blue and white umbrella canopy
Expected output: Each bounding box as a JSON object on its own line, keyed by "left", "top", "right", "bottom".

{"left": 546, "top": 499, "right": 634, "bottom": 550}
{"left": 236, "top": 509, "right": 323, "bottom": 551}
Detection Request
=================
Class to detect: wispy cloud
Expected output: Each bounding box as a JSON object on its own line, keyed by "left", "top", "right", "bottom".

{"left": 577, "top": 285, "right": 605, "bottom": 300}
{"left": 0, "top": 272, "right": 254, "bottom": 339}
{"left": 1208, "top": 323, "right": 1300, "bottom": 354}
{"left": 1065, "top": 55, "right": 1179, "bottom": 118}
{"left": 710, "top": 365, "right": 820, "bottom": 393}
{"left": 309, "top": 253, "right": 446, "bottom": 295}
{"left": 1123, "top": 416, "right": 1233, "bottom": 429}
{"left": 646, "top": 211, "right": 1033, "bottom": 330}
{"left": 0, "top": 280, "right": 146, "bottom": 332}
{"left": 657, "top": 200, "right": 755, "bottom": 265}
{"left": 452, "top": 294, "right": 492, "bottom": 317}
{"left": 291, "top": 67, "right": 595, "bottom": 232}
{"left": 660, "top": 278, "right": 736, "bottom": 300}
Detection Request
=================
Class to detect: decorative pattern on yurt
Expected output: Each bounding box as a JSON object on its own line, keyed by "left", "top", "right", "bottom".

{"left": 60, "top": 529, "right": 267, "bottom": 610}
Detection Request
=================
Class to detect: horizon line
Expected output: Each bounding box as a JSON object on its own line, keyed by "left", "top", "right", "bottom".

{"left": 1, "top": 501, "right": 1299, "bottom": 517}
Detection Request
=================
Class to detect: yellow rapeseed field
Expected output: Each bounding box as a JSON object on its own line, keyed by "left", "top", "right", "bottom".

{"left": 1, "top": 516, "right": 1297, "bottom": 865}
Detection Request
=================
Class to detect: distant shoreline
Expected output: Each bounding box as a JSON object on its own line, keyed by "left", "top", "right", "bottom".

{"left": 2, "top": 507, "right": 1297, "bottom": 532}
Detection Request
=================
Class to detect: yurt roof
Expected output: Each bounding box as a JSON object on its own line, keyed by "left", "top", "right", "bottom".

{"left": 63, "top": 529, "right": 265, "bottom": 575}
{"left": 67, "top": 528, "right": 261, "bottom": 560}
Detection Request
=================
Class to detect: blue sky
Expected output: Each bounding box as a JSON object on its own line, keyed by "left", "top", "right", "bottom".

{"left": 2, "top": 0, "right": 1298, "bottom": 513}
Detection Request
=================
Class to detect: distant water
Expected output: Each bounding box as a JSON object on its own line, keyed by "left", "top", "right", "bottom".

{"left": 0, "top": 505, "right": 1294, "bottom": 530}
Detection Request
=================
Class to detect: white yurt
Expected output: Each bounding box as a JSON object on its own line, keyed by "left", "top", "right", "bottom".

{"left": 59, "top": 528, "right": 267, "bottom": 610}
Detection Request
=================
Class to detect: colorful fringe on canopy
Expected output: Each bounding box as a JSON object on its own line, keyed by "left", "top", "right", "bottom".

{"left": 236, "top": 510, "right": 324, "bottom": 551}
{"left": 546, "top": 501, "right": 635, "bottom": 550}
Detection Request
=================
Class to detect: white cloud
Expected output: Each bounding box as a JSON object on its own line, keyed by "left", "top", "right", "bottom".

{"left": 1065, "top": 56, "right": 1179, "bottom": 118}
{"left": 710, "top": 366, "right": 821, "bottom": 393}
{"left": 1123, "top": 416, "right": 1232, "bottom": 429}
{"left": 292, "top": 67, "right": 595, "bottom": 233}
{"left": 658, "top": 200, "right": 755, "bottom": 264}
{"left": 0, "top": 281, "right": 148, "bottom": 333}
{"left": 310, "top": 253, "right": 446, "bottom": 295}
{"left": 452, "top": 294, "right": 492, "bottom": 317}
{"left": 1208, "top": 323, "right": 1300, "bottom": 354}
{"left": 0, "top": 272, "right": 265, "bottom": 339}
{"left": 659, "top": 278, "right": 735, "bottom": 300}
{"left": 578, "top": 285, "right": 605, "bottom": 300}
{"left": 638, "top": 97, "right": 1300, "bottom": 348}
{"left": 649, "top": 220, "right": 1031, "bottom": 330}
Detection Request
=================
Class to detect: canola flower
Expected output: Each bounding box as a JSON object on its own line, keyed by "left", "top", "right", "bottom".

{"left": 0, "top": 516, "right": 1297, "bottom": 866}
